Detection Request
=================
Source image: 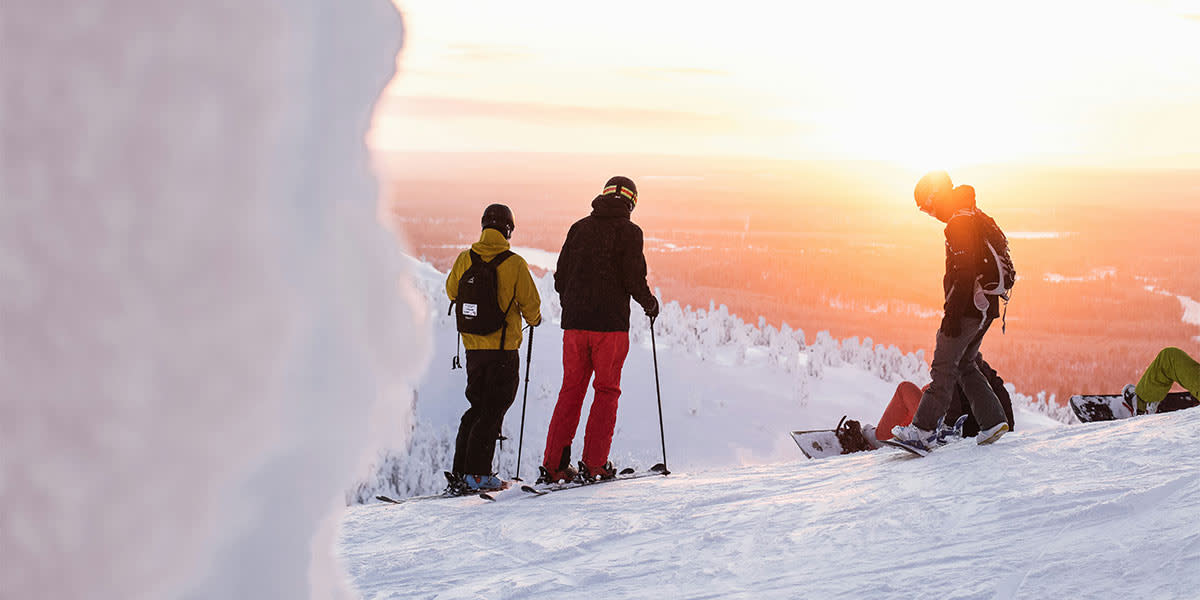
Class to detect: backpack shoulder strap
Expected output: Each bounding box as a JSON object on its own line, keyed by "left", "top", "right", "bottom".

{"left": 949, "top": 208, "right": 977, "bottom": 222}
{"left": 490, "top": 250, "right": 514, "bottom": 267}
{"left": 492, "top": 250, "right": 517, "bottom": 349}
{"left": 468, "top": 250, "right": 483, "bottom": 266}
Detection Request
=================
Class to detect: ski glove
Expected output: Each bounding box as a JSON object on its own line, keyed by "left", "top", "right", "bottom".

{"left": 644, "top": 296, "right": 660, "bottom": 319}
{"left": 940, "top": 315, "right": 961, "bottom": 338}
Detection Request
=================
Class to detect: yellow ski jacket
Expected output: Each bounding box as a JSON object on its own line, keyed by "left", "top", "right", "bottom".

{"left": 445, "top": 228, "right": 542, "bottom": 350}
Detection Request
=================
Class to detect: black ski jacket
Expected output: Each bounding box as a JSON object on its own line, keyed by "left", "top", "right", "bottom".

{"left": 555, "top": 195, "right": 656, "bottom": 332}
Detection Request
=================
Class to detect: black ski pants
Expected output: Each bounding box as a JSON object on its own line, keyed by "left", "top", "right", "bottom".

{"left": 454, "top": 349, "right": 520, "bottom": 476}
{"left": 913, "top": 315, "right": 1007, "bottom": 432}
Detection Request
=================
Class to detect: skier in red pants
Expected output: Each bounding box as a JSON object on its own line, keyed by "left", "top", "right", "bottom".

{"left": 539, "top": 176, "right": 659, "bottom": 484}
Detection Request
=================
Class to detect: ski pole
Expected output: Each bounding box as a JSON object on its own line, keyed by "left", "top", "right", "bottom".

{"left": 650, "top": 316, "right": 670, "bottom": 475}
{"left": 514, "top": 325, "right": 533, "bottom": 481}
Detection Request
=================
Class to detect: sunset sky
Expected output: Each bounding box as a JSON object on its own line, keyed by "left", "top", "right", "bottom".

{"left": 372, "top": 0, "right": 1200, "bottom": 170}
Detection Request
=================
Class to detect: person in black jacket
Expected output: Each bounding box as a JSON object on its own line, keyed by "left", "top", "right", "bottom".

{"left": 539, "top": 176, "right": 659, "bottom": 483}
{"left": 892, "top": 172, "right": 1010, "bottom": 450}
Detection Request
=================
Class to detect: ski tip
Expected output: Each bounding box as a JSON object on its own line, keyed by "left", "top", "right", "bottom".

{"left": 650, "top": 463, "right": 668, "bottom": 474}
{"left": 520, "top": 485, "right": 546, "bottom": 495}
{"left": 618, "top": 467, "right": 636, "bottom": 475}
{"left": 375, "top": 495, "right": 400, "bottom": 504}
{"left": 479, "top": 492, "right": 496, "bottom": 501}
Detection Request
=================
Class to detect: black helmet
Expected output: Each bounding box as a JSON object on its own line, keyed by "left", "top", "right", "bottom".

{"left": 603, "top": 176, "right": 638, "bottom": 210}
{"left": 481, "top": 203, "right": 515, "bottom": 239}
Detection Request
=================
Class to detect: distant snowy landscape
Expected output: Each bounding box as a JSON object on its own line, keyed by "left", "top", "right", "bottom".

{"left": 323, "top": 256, "right": 1200, "bottom": 599}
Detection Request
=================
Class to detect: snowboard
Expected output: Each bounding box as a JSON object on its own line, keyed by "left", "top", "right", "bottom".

{"left": 789, "top": 429, "right": 845, "bottom": 459}
{"left": 880, "top": 438, "right": 929, "bottom": 457}
{"left": 1069, "top": 391, "right": 1198, "bottom": 423}
{"left": 790, "top": 416, "right": 879, "bottom": 459}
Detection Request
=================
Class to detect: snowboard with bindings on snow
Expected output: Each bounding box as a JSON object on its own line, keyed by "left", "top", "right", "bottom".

{"left": 520, "top": 463, "right": 668, "bottom": 496}
{"left": 1069, "top": 391, "right": 1198, "bottom": 423}
{"left": 877, "top": 415, "right": 972, "bottom": 458}
{"left": 790, "top": 416, "right": 878, "bottom": 459}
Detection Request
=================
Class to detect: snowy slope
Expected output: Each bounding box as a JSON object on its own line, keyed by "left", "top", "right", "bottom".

{"left": 340, "top": 406, "right": 1200, "bottom": 599}
{"left": 349, "top": 254, "right": 1064, "bottom": 502}
{"left": 333, "top": 254, "right": 1122, "bottom": 598}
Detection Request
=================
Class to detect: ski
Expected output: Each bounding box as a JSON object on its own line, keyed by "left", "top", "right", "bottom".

{"left": 374, "top": 492, "right": 460, "bottom": 505}
{"left": 476, "top": 481, "right": 513, "bottom": 501}
{"left": 376, "top": 472, "right": 509, "bottom": 505}
{"left": 520, "top": 464, "right": 668, "bottom": 496}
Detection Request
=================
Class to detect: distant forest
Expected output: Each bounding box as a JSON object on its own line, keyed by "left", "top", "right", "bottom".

{"left": 383, "top": 153, "right": 1200, "bottom": 404}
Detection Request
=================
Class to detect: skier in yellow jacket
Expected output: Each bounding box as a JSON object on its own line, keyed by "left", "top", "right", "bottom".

{"left": 445, "top": 204, "right": 541, "bottom": 493}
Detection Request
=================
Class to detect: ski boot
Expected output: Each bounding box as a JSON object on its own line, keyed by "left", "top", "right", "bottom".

{"left": 443, "top": 472, "right": 468, "bottom": 496}
{"left": 461, "top": 474, "right": 506, "bottom": 492}
{"left": 538, "top": 446, "right": 579, "bottom": 484}
{"left": 578, "top": 460, "right": 617, "bottom": 482}
{"left": 536, "top": 464, "right": 578, "bottom": 485}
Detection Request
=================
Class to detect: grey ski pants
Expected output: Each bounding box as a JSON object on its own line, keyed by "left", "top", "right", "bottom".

{"left": 912, "top": 315, "right": 1007, "bottom": 432}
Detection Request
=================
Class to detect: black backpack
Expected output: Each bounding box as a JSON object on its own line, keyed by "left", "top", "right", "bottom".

{"left": 453, "top": 250, "right": 515, "bottom": 341}
{"left": 973, "top": 210, "right": 1017, "bottom": 332}
{"left": 975, "top": 211, "right": 1016, "bottom": 300}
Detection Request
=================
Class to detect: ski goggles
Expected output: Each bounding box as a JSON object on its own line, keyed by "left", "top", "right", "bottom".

{"left": 604, "top": 184, "right": 637, "bottom": 207}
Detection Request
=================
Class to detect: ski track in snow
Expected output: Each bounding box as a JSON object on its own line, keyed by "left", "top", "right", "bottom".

{"left": 339, "top": 409, "right": 1200, "bottom": 599}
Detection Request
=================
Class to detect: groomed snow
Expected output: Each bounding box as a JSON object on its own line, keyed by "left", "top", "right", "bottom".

{"left": 339, "top": 406, "right": 1200, "bottom": 599}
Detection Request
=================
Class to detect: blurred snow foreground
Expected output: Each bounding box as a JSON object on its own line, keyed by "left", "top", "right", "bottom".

{"left": 1, "top": 2, "right": 420, "bottom": 599}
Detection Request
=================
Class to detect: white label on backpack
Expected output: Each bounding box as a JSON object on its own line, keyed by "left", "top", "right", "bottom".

{"left": 463, "top": 303, "right": 477, "bottom": 317}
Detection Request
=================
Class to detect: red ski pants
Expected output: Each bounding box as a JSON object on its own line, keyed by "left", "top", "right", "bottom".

{"left": 543, "top": 330, "right": 630, "bottom": 471}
